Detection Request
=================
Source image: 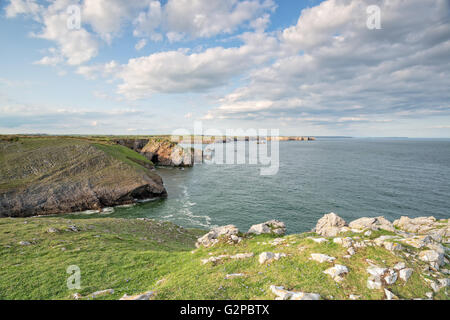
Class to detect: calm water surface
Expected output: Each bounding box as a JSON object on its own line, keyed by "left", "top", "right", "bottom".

{"left": 67, "top": 138, "right": 450, "bottom": 233}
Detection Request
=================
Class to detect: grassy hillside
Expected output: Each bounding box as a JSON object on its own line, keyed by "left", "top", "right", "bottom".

{"left": 0, "top": 217, "right": 447, "bottom": 300}
{"left": 0, "top": 137, "right": 166, "bottom": 217}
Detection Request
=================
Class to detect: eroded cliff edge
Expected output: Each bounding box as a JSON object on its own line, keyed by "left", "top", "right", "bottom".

{"left": 113, "top": 138, "right": 200, "bottom": 167}
{"left": 0, "top": 137, "right": 167, "bottom": 217}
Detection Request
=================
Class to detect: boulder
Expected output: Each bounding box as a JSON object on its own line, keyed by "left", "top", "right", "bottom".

{"left": 384, "top": 269, "right": 398, "bottom": 285}
{"left": 393, "top": 216, "right": 445, "bottom": 234}
{"left": 419, "top": 250, "right": 445, "bottom": 268}
{"left": 259, "top": 252, "right": 287, "bottom": 264}
{"left": 270, "top": 285, "right": 320, "bottom": 300}
{"left": 314, "top": 213, "right": 347, "bottom": 237}
{"left": 120, "top": 291, "right": 156, "bottom": 300}
{"left": 367, "top": 266, "right": 387, "bottom": 277}
{"left": 91, "top": 289, "right": 114, "bottom": 298}
{"left": 230, "top": 253, "right": 254, "bottom": 260}
{"left": 401, "top": 235, "right": 433, "bottom": 249}
{"left": 247, "top": 220, "right": 286, "bottom": 236}
{"left": 323, "top": 264, "right": 349, "bottom": 282}
{"left": 384, "top": 289, "right": 398, "bottom": 300}
{"left": 349, "top": 216, "right": 395, "bottom": 232}
{"left": 333, "top": 237, "right": 353, "bottom": 248}
{"left": 195, "top": 225, "right": 241, "bottom": 248}
{"left": 367, "top": 276, "right": 382, "bottom": 290}
{"left": 393, "top": 262, "right": 406, "bottom": 271}
{"left": 310, "top": 253, "right": 336, "bottom": 263}
{"left": 201, "top": 255, "right": 230, "bottom": 265}
{"left": 399, "top": 268, "right": 413, "bottom": 282}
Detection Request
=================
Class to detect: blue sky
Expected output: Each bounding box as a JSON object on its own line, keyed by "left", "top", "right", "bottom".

{"left": 1, "top": 0, "right": 449, "bottom": 137}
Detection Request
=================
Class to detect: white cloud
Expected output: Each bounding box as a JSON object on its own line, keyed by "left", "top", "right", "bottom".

{"left": 134, "top": 0, "right": 276, "bottom": 41}
{"left": 82, "top": 0, "right": 151, "bottom": 43}
{"left": 5, "top": 0, "right": 41, "bottom": 18}
{"left": 113, "top": 32, "right": 278, "bottom": 99}
{"left": 6, "top": 0, "right": 99, "bottom": 66}
{"left": 204, "top": 0, "right": 450, "bottom": 128}
{"left": 135, "top": 39, "right": 147, "bottom": 51}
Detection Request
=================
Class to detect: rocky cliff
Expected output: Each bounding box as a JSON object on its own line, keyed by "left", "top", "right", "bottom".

{"left": 0, "top": 137, "right": 167, "bottom": 217}
{"left": 114, "top": 138, "right": 200, "bottom": 167}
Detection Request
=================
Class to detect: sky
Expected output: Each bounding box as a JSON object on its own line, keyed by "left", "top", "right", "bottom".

{"left": 0, "top": 0, "right": 449, "bottom": 137}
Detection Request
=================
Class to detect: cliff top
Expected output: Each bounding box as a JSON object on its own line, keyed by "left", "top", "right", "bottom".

{"left": 0, "top": 213, "right": 448, "bottom": 300}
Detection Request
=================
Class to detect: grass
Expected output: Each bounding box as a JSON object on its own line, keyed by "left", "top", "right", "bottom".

{"left": 0, "top": 137, "right": 157, "bottom": 193}
{"left": 92, "top": 143, "right": 153, "bottom": 170}
{"left": 0, "top": 218, "right": 447, "bottom": 300}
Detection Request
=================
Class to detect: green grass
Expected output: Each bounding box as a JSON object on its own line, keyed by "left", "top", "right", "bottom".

{"left": 0, "top": 137, "right": 157, "bottom": 193}
{"left": 92, "top": 143, "right": 153, "bottom": 170}
{"left": 0, "top": 218, "right": 447, "bottom": 300}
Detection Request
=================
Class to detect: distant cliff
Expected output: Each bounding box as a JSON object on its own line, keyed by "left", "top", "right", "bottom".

{"left": 0, "top": 137, "right": 167, "bottom": 217}
{"left": 114, "top": 138, "right": 200, "bottom": 167}
{"left": 176, "top": 136, "right": 316, "bottom": 144}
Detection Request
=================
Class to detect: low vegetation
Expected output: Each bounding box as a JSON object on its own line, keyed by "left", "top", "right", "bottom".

{"left": 0, "top": 217, "right": 447, "bottom": 300}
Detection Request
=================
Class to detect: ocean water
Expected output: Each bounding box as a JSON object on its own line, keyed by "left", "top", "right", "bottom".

{"left": 69, "top": 138, "right": 450, "bottom": 233}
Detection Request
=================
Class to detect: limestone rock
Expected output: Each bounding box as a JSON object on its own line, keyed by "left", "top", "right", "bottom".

{"left": 393, "top": 216, "right": 448, "bottom": 235}
{"left": 270, "top": 285, "right": 320, "bottom": 300}
{"left": 399, "top": 268, "right": 413, "bottom": 282}
{"left": 367, "top": 276, "right": 383, "bottom": 290}
{"left": 383, "top": 241, "right": 403, "bottom": 252}
{"left": 367, "top": 266, "right": 387, "bottom": 278}
{"left": 401, "top": 235, "right": 433, "bottom": 249}
{"left": 47, "top": 228, "right": 59, "bottom": 233}
{"left": 91, "top": 289, "right": 114, "bottom": 298}
{"left": 310, "top": 253, "right": 336, "bottom": 263}
{"left": 72, "top": 293, "right": 82, "bottom": 300}
{"left": 394, "top": 262, "right": 406, "bottom": 271}
{"left": 259, "top": 252, "right": 287, "bottom": 264}
{"left": 349, "top": 216, "right": 395, "bottom": 232}
{"left": 324, "top": 264, "right": 349, "bottom": 282}
{"left": 225, "top": 273, "right": 245, "bottom": 279}
{"left": 333, "top": 237, "right": 354, "bottom": 248}
{"left": 347, "top": 247, "right": 356, "bottom": 256}
{"left": 314, "top": 213, "right": 347, "bottom": 237}
{"left": 201, "top": 255, "right": 229, "bottom": 265}
{"left": 384, "top": 289, "right": 398, "bottom": 300}
{"left": 384, "top": 269, "right": 398, "bottom": 285}
{"left": 120, "top": 291, "right": 155, "bottom": 300}
{"left": 18, "top": 241, "right": 31, "bottom": 246}
{"left": 230, "top": 253, "right": 254, "bottom": 260}
{"left": 419, "top": 250, "right": 444, "bottom": 268}
{"left": 248, "top": 220, "right": 286, "bottom": 236}
{"left": 196, "top": 225, "right": 241, "bottom": 248}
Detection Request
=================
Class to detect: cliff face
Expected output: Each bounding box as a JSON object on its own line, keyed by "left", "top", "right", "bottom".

{"left": 0, "top": 138, "right": 167, "bottom": 217}
{"left": 114, "top": 138, "right": 197, "bottom": 167}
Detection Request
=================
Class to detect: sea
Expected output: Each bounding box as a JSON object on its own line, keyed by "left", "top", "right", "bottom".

{"left": 66, "top": 138, "right": 450, "bottom": 233}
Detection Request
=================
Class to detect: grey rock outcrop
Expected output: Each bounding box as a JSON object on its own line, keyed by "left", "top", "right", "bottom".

{"left": 247, "top": 220, "right": 286, "bottom": 236}
{"left": 314, "top": 213, "right": 347, "bottom": 237}
{"left": 195, "top": 225, "right": 241, "bottom": 248}
{"left": 349, "top": 216, "right": 395, "bottom": 232}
